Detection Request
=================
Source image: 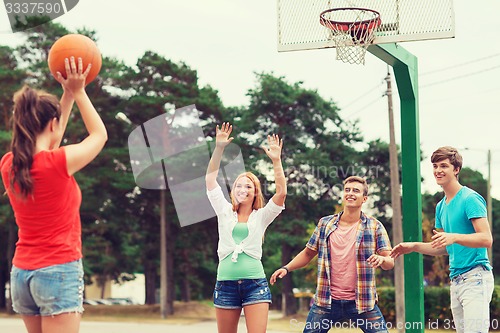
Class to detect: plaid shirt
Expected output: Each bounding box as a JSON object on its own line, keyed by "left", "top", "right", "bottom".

{"left": 306, "top": 211, "right": 392, "bottom": 313}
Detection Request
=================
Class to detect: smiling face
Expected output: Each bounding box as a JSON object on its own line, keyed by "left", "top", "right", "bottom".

{"left": 431, "top": 146, "right": 462, "bottom": 188}
{"left": 230, "top": 172, "right": 264, "bottom": 211}
{"left": 433, "top": 158, "right": 459, "bottom": 187}
{"left": 342, "top": 181, "right": 367, "bottom": 208}
{"left": 233, "top": 176, "right": 255, "bottom": 204}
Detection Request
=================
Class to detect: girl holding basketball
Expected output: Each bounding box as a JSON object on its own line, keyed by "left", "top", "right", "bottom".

{"left": 0, "top": 57, "right": 107, "bottom": 333}
{"left": 206, "top": 122, "right": 286, "bottom": 333}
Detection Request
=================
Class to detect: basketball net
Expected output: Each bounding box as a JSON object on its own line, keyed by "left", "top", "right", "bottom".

{"left": 320, "top": 8, "right": 381, "bottom": 65}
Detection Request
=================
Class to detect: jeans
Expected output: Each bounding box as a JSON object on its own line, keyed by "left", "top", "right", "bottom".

{"left": 450, "top": 265, "right": 494, "bottom": 333}
{"left": 303, "top": 300, "right": 388, "bottom": 333}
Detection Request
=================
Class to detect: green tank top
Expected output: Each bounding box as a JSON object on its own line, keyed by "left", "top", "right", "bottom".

{"left": 217, "top": 222, "right": 265, "bottom": 280}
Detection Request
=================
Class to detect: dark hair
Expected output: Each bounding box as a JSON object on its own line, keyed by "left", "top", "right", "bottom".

{"left": 431, "top": 146, "right": 463, "bottom": 174}
{"left": 343, "top": 176, "right": 369, "bottom": 196}
{"left": 9, "top": 86, "right": 60, "bottom": 197}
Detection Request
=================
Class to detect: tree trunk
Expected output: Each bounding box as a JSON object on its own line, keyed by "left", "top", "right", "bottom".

{"left": 0, "top": 266, "right": 5, "bottom": 309}
{"left": 160, "top": 190, "right": 168, "bottom": 317}
{"left": 0, "top": 224, "right": 7, "bottom": 309}
{"left": 166, "top": 214, "right": 174, "bottom": 314}
{"left": 6, "top": 219, "right": 16, "bottom": 314}
{"left": 281, "top": 242, "right": 297, "bottom": 316}
{"left": 180, "top": 250, "right": 191, "bottom": 302}
{"left": 99, "top": 275, "right": 107, "bottom": 299}
{"left": 181, "top": 276, "right": 191, "bottom": 302}
{"left": 144, "top": 261, "right": 157, "bottom": 305}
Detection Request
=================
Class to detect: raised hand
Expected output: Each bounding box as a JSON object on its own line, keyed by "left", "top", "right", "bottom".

{"left": 55, "top": 57, "right": 91, "bottom": 95}
{"left": 215, "top": 122, "right": 234, "bottom": 148}
{"left": 262, "top": 134, "right": 283, "bottom": 162}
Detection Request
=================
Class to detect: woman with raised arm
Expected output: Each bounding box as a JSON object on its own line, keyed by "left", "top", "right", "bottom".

{"left": 206, "top": 122, "right": 286, "bottom": 333}
{"left": 0, "top": 56, "right": 107, "bottom": 333}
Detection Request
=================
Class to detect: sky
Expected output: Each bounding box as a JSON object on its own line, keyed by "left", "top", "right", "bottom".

{"left": 1, "top": 0, "right": 499, "bottom": 198}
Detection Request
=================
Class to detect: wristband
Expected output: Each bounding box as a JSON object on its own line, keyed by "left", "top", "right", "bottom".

{"left": 281, "top": 266, "right": 289, "bottom": 273}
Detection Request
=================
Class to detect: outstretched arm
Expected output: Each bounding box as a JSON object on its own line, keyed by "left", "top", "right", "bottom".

{"left": 270, "top": 247, "right": 317, "bottom": 285}
{"left": 391, "top": 241, "right": 447, "bottom": 259}
{"left": 206, "top": 122, "right": 233, "bottom": 191}
{"left": 262, "top": 134, "right": 286, "bottom": 206}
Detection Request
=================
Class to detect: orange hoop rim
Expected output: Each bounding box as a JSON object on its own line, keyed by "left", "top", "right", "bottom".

{"left": 319, "top": 7, "right": 381, "bottom": 32}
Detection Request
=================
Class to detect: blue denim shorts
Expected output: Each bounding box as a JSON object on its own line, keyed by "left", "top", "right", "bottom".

{"left": 213, "top": 278, "right": 272, "bottom": 309}
{"left": 10, "top": 259, "right": 84, "bottom": 316}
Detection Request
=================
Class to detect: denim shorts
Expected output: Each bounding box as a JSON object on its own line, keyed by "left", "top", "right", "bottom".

{"left": 213, "top": 278, "right": 272, "bottom": 309}
{"left": 11, "top": 259, "right": 84, "bottom": 316}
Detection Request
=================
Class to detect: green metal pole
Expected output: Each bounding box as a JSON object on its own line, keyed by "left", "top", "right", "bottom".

{"left": 368, "top": 44, "right": 424, "bottom": 333}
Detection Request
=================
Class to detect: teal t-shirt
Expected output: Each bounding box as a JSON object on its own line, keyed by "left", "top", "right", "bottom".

{"left": 217, "top": 222, "right": 266, "bottom": 280}
{"left": 435, "top": 186, "right": 491, "bottom": 279}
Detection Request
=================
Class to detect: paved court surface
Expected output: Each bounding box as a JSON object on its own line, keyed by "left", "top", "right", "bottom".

{"left": 0, "top": 317, "right": 292, "bottom": 333}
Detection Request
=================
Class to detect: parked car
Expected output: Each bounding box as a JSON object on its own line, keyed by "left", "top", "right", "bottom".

{"left": 83, "top": 297, "right": 134, "bottom": 305}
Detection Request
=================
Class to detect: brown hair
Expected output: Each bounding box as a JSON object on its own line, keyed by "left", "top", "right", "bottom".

{"left": 9, "top": 86, "right": 61, "bottom": 197}
{"left": 431, "top": 146, "right": 463, "bottom": 175}
{"left": 343, "top": 176, "right": 368, "bottom": 196}
{"left": 230, "top": 172, "right": 265, "bottom": 211}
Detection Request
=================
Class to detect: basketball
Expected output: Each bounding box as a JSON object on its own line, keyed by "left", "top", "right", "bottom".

{"left": 48, "top": 34, "right": 102, "bottom": 85}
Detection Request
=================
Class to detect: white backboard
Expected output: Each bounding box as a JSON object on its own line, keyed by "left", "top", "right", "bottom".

{"left": 277, "top": 0, "right": 455, "bottom": 51}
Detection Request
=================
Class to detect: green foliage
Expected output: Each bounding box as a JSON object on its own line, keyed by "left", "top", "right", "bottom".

{"left": 460, "top": 167, "right": 488, "bottom": 198}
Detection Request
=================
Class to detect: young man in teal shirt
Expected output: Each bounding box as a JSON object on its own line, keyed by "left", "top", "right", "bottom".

{"left": 391, "top": 146, "right": 493, "bottom": 333}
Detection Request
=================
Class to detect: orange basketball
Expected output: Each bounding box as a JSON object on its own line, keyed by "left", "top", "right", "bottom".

{"left": 48, "top": 34, "right": 102, "bottom": 85}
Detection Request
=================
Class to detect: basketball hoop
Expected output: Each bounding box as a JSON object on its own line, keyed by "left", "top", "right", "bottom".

{"left": 320, "top": 8, "right": 381, "bottom": 65}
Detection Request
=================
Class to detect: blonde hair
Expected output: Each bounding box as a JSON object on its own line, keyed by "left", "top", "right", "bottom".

{"left": 230, "top": 172, "right": 265, "bottom": 211}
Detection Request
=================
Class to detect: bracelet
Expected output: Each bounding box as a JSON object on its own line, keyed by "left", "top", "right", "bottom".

{"left": 281, "top": 266, "right": 289, "bottom": 273}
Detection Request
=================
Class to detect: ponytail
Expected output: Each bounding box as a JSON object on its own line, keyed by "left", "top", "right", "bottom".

{"left": 9, "top": 86, "right": 60, "bottom": 198}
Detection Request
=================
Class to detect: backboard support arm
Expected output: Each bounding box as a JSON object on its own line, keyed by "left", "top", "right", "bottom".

{"left": 368, "top": 43, "right": 424, "bottom": 333}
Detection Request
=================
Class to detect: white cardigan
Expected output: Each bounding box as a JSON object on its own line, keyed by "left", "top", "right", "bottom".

{"left": 207, "top": 185, "right": 285, "bottom": 262}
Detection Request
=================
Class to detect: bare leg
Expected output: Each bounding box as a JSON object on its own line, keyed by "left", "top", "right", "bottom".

{"left": 215, "top": 308, "right": 241, "bottom": 333}
{"left": 22, "top": 315, "right": 42, "bottom": 333}
{"left": 42, "top": 312, "right": 81, "bottom": 333}
{"left": 243, "top": 303, "right": 269, "bottom": 333}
